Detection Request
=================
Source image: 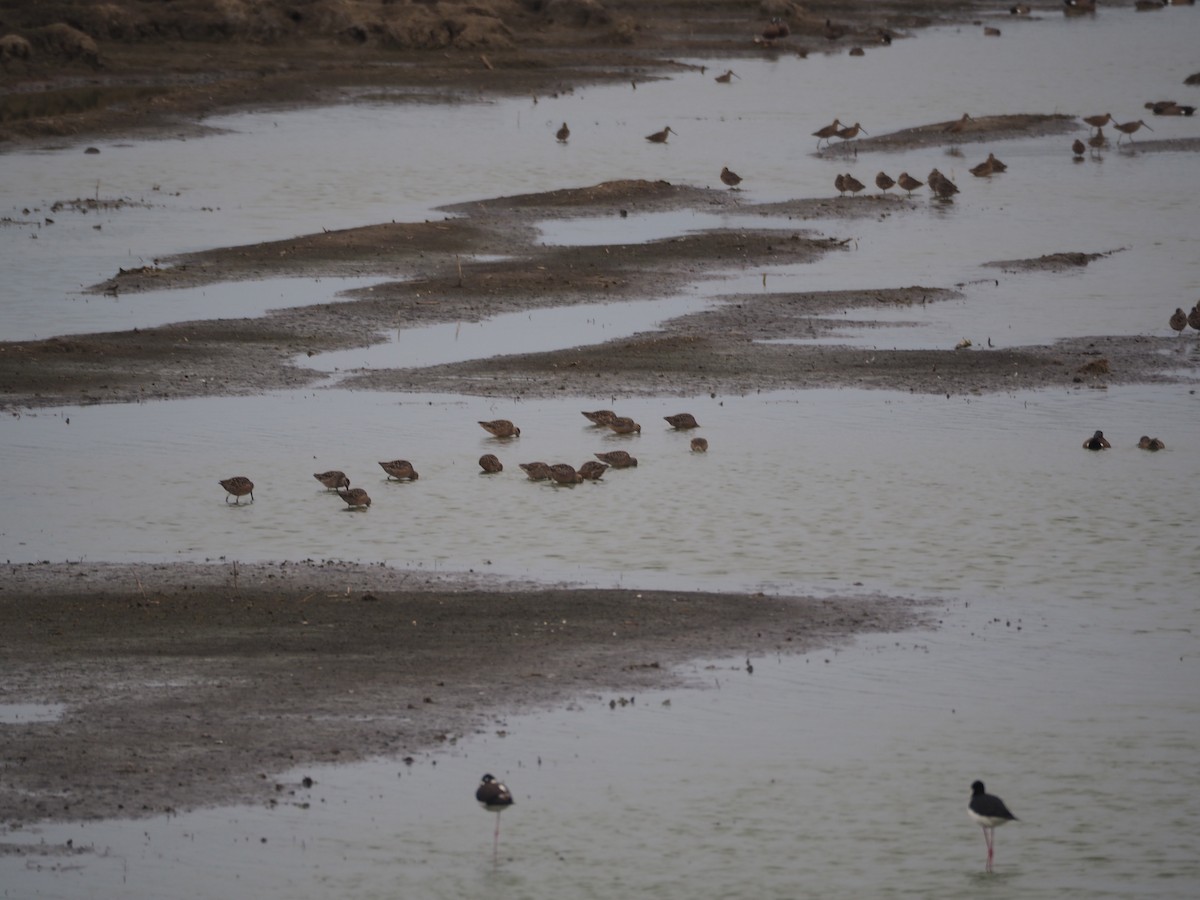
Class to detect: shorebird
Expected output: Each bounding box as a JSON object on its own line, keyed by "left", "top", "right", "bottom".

{"left": 836, "top": 121, "right": 868, "bottom": 143}
{"left": 1088, "top": 128, "right": 1108, "bottom": 153}
{"left": 720, "top": 166, "right": 743, "bottom": 189}
{"left": 595, "top": 450, "right": 638, "bottom": 468}
{"left": 1188, "top": 304, "right": 1200, "bottom": 331}
{"left": 897, "top": 172, "right": 924, "bottom": 195}
{"left": 338, "top": 487, "right": 372, "bottom": 508}
{"left": 1082, "top": 112, "right": 1112, "bottom": 133}
{"left": 834, "top": 173, "right": 847, "bottom": 196}
{"left": 219, "top": 476, "right": 254, "bottom": 504}
{"left": 519, "top": 461, "right": 553, "bottom": 480}
{"left": 1072, "top": 139, "right": 1086, "bottom": 158}
{"left": 645, "top": 126, "right": 675, "bottom": 143}
{"left": 970, "top": 156, "right": 996, "bottom": 177}
{"left": 478, "top": 453, "right": 503, "bottom": 474}
{"left": 479, "top": 419, "right": 521, "bottom": 438}
{"left": 477, "top": 774, "right": 513, "bottom": 859}
{"left": 548, "top": 462, "right": 583, "bottom": 484}
{"left": 823, "top": 18, "right": 847, "bottom": 41}
{"left": 690, "top": 437, "right": 709, "bottom": 452}
{"left": 984, "top": 26, "right": 1002, "bottom": 36}
{"left": 928, "top": 168, "right": 959, "bottom": 199}
{"left": 313, "top": 470, "right": 350, "bottom": 490}
{"left": 1083, "top": 430, "right": 1111, "bottom": 450}
{"left": 556, "top": 122, "right": 569, "bottom": 143}
{"left": 1114, "top": 119, "right": 1152, "bottom": 143}
{"left": 875, "top": 172, "right": 896, "bottom": 193}
{"left": 812, "top": 118, "right": 842, "bottom": 151}
{"left": 842, "top": 173, "right": 866, "bottom": 195}
{"left": 581, "top": 409, "right": 618, "bottom": 426}
{"left": 1146, "top": 101, "right": 1196, "bottom": 116}
{"left": 968, "top": 781, "right": 1018, "bottom": 873}
{"left": 1138, "top": 436, "right": 1166, "bottom": 450}
{"left": 378, "top": 459, "right": 419, "bottom": 481}
{"left": 714, "top": 69, "right": 738, "bottom": 83}
{"left": 944, "top": 112, "right": 974, "bottom": 138}
{"left": 578, "top": 460, "right": 609, "bottom": 480}
{"left": 761, "top": 17, "right": 790, "bottom": 41}
{"left": 1169, "top": 307, "right": 1188, "bottom": 334}
{"left": 664, "top": 413, "right": 700, "bottom": 429}
{"left": 607, "top": 416, "right": 641, "bottom": 434}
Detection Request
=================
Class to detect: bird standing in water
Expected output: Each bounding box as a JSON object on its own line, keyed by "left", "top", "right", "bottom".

{"left": 477, "top": 774, "right": 514, "bottom": 860}
{"left": 968, "top": 780, "right": 1018, "bottom": 872}
{"left": 556, "top": 122, "right": 569, "bottom": 143}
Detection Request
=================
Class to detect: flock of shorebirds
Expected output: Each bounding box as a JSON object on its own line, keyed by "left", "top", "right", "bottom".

{"left": 218, "top": 410, "right": 707, "bottom": 508}
{"left": 1169, "top": 302, "right": 1200, "bottom": 337}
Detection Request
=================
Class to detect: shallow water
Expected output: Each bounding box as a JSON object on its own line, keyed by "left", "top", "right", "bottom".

{"left": 2, "top": 7, "right": 1200, "bottom": 899}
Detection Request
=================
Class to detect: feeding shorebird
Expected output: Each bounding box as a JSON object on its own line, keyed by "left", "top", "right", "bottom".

{"left": 581, "top": 409, "right": 618, "bottom": 426}
{"left": 476, "top": 774, "right": 513, "bottom": 860}
{"left": 720, "top": 166, "right": 743, "bottom": 189}
{"left": 714, "top": 69, "right": 738, "bottom": 83}
{"left": 691, "top": 437, "right": 709, "bottom": 452}
{"left": 812, "top": 118, "right": 842, "bottom": 151}
{"left": 378, "top": 459, "right": 419, "bottom": 481}
{"left": 313, "top": 470, "right": 350, "bottom": 491}
{"left": 897, "top": 172, "right": 924, "bottom": 195}
{"left": 645, "top": 126, "right": 675, "bottom": 143}
{"left": 875, "top": 172, "right": 895, "bottom": 193}
{"left": 556, "top": 122, "right": 569, "bottom": 142}
{"left": 1169, "top": 307, "right": 1188, "bottom": 334}
{"left": 548, "top": 462, "right": 583, "bottom": 485}
{"left": 968, "top": 781, "right": 1018, "bottom": 873}
{"left": 338, "top": 487, "right": 372, "bottom": 508}
{"left": 1138, "top": 436, "right": 1166, "bottom": 450}
{"left": 607, "top": 416, "right": 642, "bottom": 434}
{"left": 1114, "top": 119, "right": 1152, "bottom": 143}
{"left": 595, "top": 450, "right": 638, "bottom": 468}
{"left": 519, "top": 461, "right": 553, "bottom": 481}
{"left": 1083, "top": 430, "right": 1111, "bottom": 450}
{"left": 478, "top": 454, "right": 503, "bottom": 474}
{"left": 219, "top": 476, "right": 254, "bottom": 504}
{"left": 1072, "top": 139, "right": 1086, "bottom": 158}
{"left": 479, "top": 419, "right": 521, "bottom": 438}
{"left": 578, "top": 460, "right": 609, "bottom": 480}
{"left": 842, "top": 173, "right": 866, "bottom": 195}
{"left": 664, "top": 413, "right": 700, "bottom": 429}
{"left": 1082, "top": 112, "right": 1112, "bottom": 134}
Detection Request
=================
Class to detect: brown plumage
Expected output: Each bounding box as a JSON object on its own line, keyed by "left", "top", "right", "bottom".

{"left": 1072, "top": 139, "right": 1086, "bottom": 157}
{"left": 378, "top": 459, "right": 419, "bottom": 481}
{"left": 578, "top": 460, "right": 609, "bottom": 481}
{"left": 338, "top": 487, "right": 372, "bottom": 508}
{"left": 1188, "top": 304, "right": 1200, "bottom": 331}
{"left": 1138, "top": 436, "right": 1166, "bottom": 451}
{"left": 548, "top": 463, "right": 583, "bottom": 485}
{"left": 714, "top": 69, "right": 738, "bottom": 83}
{"left": 836, "top": 122, "right": 867, "bottom": 142}
{"left": 1113, "top": 119, "right": 1152, "bottom": 143}
{"left": 478, "top": 419, "right": 520, "bottom": 438}
{"left": 478, "top": 454, "right": 503, "bottom": 474}
{"left": 761, "top": 17, "right": 790, "bottom": 40}
{"left": 690, "top": 437, "right": 709, "bottom": 452}
{"left": 219, "top": 476, "right": 254, "bottom": 504}
{"left": 944, "top": 113, "right": 974, "bottom": 137}
{"left": 1082, "top": 112, "right": 1112, "bottom": 132}
{"left": 556, "top": 122, "right": 569, "bottom": 143}
{"left": 812, "top": 118, "right": 842, "bottom": 150}
{"left": 897, "top": 172, "right": 924, "bottom": 195}
{"left": 928, "top": 168, "right": 959, "bottom": 199}
{"left": 607, "top": 416, "right": 641, "bottom": 434}
{"left": 720, "top": 166, "right": 743, "bottom": 189}
{"left": 834, "top": 173, "right": 847, "bottom": 195}
{"left": 970, "top": 156, "right": 996, "bottom": 177}
{"left": 645, "top": 126, "right": 675, "bottom": 143}
{"left": 664, "top": 413, "right": 700, "bottom": 429}
{"left": 313, "top": 470, "right": 350, "bottom": 490}
{"left": 875, "top": 172, "right": 895, "bottom": 193}
{"left": 581, "top": 409, "right": 618, "bottom": 426}
{"left": 595, "top": 450, "right": 638, "bottom": 468}
{"left": 519, "top": 461, "right": 553, "bottom": 481}
{"left": 842, "top": 173, "right": 866, "bottom": 195}
{"left": 1169, "top": 307, "right": 1188, "bottom": 334}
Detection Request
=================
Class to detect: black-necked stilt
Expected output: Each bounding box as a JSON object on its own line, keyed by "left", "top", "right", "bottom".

{"left": 477, "top": 774, "right": 513, "bottom": 859}
{"left": 968, "top": 780, "right": 1017, "bottom": 872}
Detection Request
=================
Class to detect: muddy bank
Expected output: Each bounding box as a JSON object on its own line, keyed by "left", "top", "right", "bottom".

{"left": 0, "top": 561, "right": 928, "bottom": 828}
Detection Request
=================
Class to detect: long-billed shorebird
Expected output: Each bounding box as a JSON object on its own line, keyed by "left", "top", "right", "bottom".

{"left": 378, "top": 459, "right": 419, "bottom": 481}
{"left": 842, "top": 173, "right": 866, "bottom": 195}
{"left": 1114, "top": 119, "right": 1152, "bottom": 143}
{"left": 720, "top": 166, "right": 743, "bottom": 189}
{"left": 549, "top": 462, "right": 583, "bottom": 485}
{"left": 875, "top": 172, "right": 896, "bottom": 193}
{"left": 943, "top": 112, "right": 974, "bottom": 139}
{"left": 645, "top": 125, "right": 675, "bottom": 143}
{"left": 219, "top": 476, "right": 254, "bottom": 504}
{"left": 834, "top": 173, "right": 847, "bottom": 196}
{"left": 691, "top": 437, "right": 709, "bottom": 452}
{"left": 476, "top": 774, "right": 513, "bottom": 860}
{"left": 1169, "top": 307, "right": 1188, "bottom": 334}
{"left": 338, "top": 487, "right": 372, "bottom": 508}
{"left": 836, "top": 121, "right": 867, "bottom": 143}
{"left": 812, "top": 118, "right": 842, "bottom": 151}
{"left": 929, "top": 168, "right": 959, "bottom": 199}
{"left": 714, "top": 69, "right": 738, "bottom": 83}
{"left": 607, "top": 416, "right": 642, "bottom": 434}
{"left": 968, "top": 781, "right": 1018, "bottom": 873}
{"left": 1188, "top": 304, "right": 1200, "bottom": 332}
{"left": 595, "top": 450, "right": 638, "bottom": 468}
{"left": 578, "top": 460, "right": 609, "bottom": 481}
{"left": 313, "top": 470, "right": 350, "bottom": 491}
{"left": 1082, "top": 112, "right": 1112, "bottom": 134}
{"left": 519, "top": 461, "right": 553, "bottom": 481}
{"left": 897, "top": 172, "right": 924, "bottom": 195}
{"left": 664, "top": 413, "right": 700, "bottom": 429}
{"left": 479, "top": 419, "right": 521, "bottom": 438}
{"left": 556, "top": 122, "right": 569, "bottom": 143}
{"left": 581, "top": 409, "right": 618, "bottom": 426}
{"left": 478, "top": 454, "right": 503, "bottom": 474}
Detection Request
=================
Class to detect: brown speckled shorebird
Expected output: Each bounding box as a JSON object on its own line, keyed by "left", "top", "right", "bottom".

{"left": 720, "top": 166, "right": 743, "bottom": 189}
{"left": 313, "top": 470, "right": 350, "bottom": 490}
{"left": 519, "top": 461, "right": 553, "bottom": 481}
{"left": 897, "top": 172, "right": 924, "bottom": 196}
{"left": 548, "top": 463, "right": 583, "bottom": 485}
{"left": 664, "top": 413, "right": 700, "bottom": 429}
{"left": 1138, "top": 436, "right": 1166, "bottom": 451}
{"left": 219, "top": 476, "right": 254, "bottom": 504}
{"left": 929, "top": 169, "right": 960, "bottom": 199}
{"left": 813, "top": 118, "right": 842, "bottom": 151}
{"left": 691, "top": 437, "right": 709, "bottom": 452}
{"left": 645, "top": 126, "right": 675, "bottom": 144}
{"left": 607, "top": 416, "right": 642, "bottom": 435}
{"left": 714, "top": 69, "right": 738, "bottom": 83}
{"left": 834, "top": 173, "right": 847, "bottom": 196}
{"left": 1114, "top": 119, "right": 1152, "bottom": 144}
{"left": 1082, "top": 430, "right": 1111, "bottom": 451}
{"left": 578, "top": 460, "right": 609, "bottom": 481}
{"left": 478, "top": 454, "right": 503, "bottom": 474}
{"left": 1088, "top": 128, "right": 1107, "bottom": 151}
{"left": 836, "top": 122, "right": 868, "bottom": 144}
{"left": 944, "top": 113, "right": 974, "bottom": 138}
{"left": 1188, "top": 304, "right": 1200, "bottom": 332}
{"left": 581, "top": 409, "right": 618, "bottom": 426}
{"left": 595, "top": 450, "right": 638, "bottom": 468}
{"left": 478, "top": 419, "right": 520, "bottom": 438}
{"left": 338, "top": 487, "right": 372, "bottom": 508}
{"left": 875, "top": 172, "right": 895, "bottom": 193}
{"left": 1072, "top": 139, "right": 1086, "bottom": 158}
{"left": 556, "top": 122, "right": 569, "bottom": 143}
{"left": 378, "top": 459, "right": 419, "bottom": 481}
{"left": 1082, "top": 112, "right": 1112, "bottom": 134}
{"left": 1169, "top": 307, "right": 1188, "bottom": 334}
{"left": 970, "top": 155, "right": 997, "bottom": 177}
{"left": 842, "top": 173, "right": 866, "bottom": 195}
